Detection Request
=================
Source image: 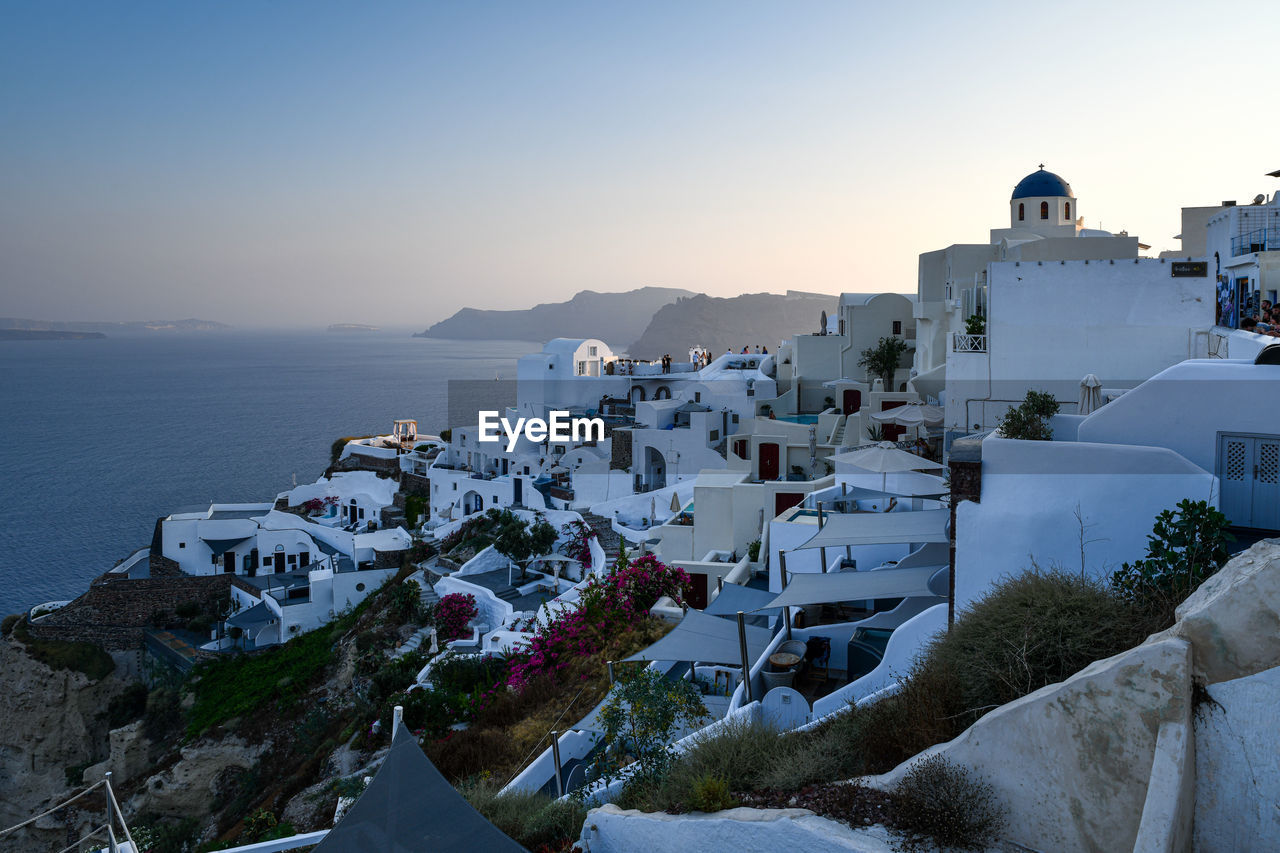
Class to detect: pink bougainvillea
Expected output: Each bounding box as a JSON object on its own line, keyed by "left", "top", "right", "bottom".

{"left": 560, "top": 519, "right": 595, "bottom": 566}
{"left": 435, "top": 592, "right": 478, "bottom": 641}
{"left": 500, "top": 554, "right": 690, "bottom": 693}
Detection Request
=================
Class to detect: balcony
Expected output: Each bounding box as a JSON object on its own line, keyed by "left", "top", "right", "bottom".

{"left": 1231, "top": 227, "right": 1280, "bottom": 257}
{"left": 952, "top": 333, "right": 987, "bottom": 353}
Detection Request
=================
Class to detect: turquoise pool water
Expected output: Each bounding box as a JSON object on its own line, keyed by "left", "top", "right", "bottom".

{"left": 775, "top": 414, "right": 820, "bottom": 424}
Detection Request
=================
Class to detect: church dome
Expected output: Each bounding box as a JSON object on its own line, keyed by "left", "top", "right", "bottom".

{"left": 1011, "top": 168, "right": 1073, "bottom": 200}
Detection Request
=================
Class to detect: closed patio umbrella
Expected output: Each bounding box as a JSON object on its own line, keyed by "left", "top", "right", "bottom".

{"left": 1078, "top": 374, "right": 1103, "bottom": 416}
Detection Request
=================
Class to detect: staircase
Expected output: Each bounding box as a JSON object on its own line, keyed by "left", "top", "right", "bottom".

{"left": 580, "top": 511, "right": 623, "bottom": 569}
{"left": 392, "top": 571, "right": 442, "bottom": 658}
{"left": 830, "top": 415, "right": 848, "bottom": 446}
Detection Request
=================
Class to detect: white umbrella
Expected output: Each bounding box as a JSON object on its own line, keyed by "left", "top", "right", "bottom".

{"left": 828, "top": 441, "right": 944, "bottom": 492}
{"left": 1078, "top": 374, "right": 1103, "bottom": 416}
{"left": 650, "top": 496, "right": 657, "bottom": 525}
{"left": 868, "top": 402, "right": 944, "bottom": 428}
{"left": 670, "top": 492, "right": 681, "bottom": 513}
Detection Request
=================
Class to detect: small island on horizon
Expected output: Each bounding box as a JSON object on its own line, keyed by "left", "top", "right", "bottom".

{"left": 327, "top": 323, "right": 380, "bottom": 332}
{"left": 0, "top": 328, "right": 107, "bottom": 341}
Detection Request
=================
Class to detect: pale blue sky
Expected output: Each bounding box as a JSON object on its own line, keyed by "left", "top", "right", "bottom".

{"left": 2, "top": 1, "right": 1278, "bottom": 327}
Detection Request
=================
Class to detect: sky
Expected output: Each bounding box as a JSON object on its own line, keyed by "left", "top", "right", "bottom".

{"left": 2, "top": 0, "right": 1279, "bottom": 329}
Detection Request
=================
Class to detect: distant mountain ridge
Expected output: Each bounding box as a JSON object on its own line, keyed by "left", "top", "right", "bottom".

{"left": 0, "top": 317, "right": 230, "bottom": 333}
{"left": 627, "top": 291, "right": 837, "bottom": 360}
{"left": 414, "top": 287, "right": 695, "bottom": 350}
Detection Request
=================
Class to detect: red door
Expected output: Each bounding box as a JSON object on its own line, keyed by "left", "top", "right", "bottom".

{"left": 733, "top": 439, "right": 749, "bottom": 460}
{"left": 774, "top": 492, "right": 804, "bottom": 517}
{"left": 880, "top": 400, "right": 906, "bottom": 442}
{"left": 843, "top": 389, "right": 861, "bottom": 415}
{"left": 759, "top": 443, "right": 780, "bottom": 480}
{"left": 687, "top": 573, "right": 709, "bottom": 609}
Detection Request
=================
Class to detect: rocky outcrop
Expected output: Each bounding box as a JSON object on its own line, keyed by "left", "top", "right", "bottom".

{"left": 128, "top": 737, "right": 263, "bottom": 818}
{"left": 627, "top": 291, "right": 836, "bottom": 360}
{"left": 0, "top": 638, "right": 127, "bottom": 851}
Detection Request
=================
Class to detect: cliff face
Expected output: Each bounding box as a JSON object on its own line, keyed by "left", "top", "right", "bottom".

{"left": 627, "top": 291, "right": 837, "bottom": 360}
{"left": 414, "top": 287, "right": 695, "bottom": 350}
{"left": 0, "top": 639, "right": 128, "bottom": 851}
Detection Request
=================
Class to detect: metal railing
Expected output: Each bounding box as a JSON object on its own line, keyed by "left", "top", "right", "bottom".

{"left": 952, "top": 332, "right": 987, "bottom": 353}
{"left": 1231, "top": 227, "right": 1280, "bottom": 256}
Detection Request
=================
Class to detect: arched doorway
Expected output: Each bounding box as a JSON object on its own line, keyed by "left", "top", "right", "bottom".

{"left": 644, "top": 446, "right": 666, "bottom": 491}
{"left": 654, "top": 385, "right": 672, "bottom": 400}
{"left": 462, "top": 490, "right": 483, "bottom": 515}
{"left": 630, "top": 385, "right": 647, "bottom": 403}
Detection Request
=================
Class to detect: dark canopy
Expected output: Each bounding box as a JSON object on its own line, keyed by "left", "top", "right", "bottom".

{"left": 704, "top": 583, "right": 781, "bottom": 629}
{"left": 313, "top": 723, "right": 526, "bottom": 853}
{"left": 625, "top": 608, "right": 773, "bottom": 667}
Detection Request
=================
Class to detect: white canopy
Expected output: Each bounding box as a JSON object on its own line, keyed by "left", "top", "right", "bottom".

{"left": 625, "top": 608, "right": 773, "bottom": 667}
{"left": 868, "top": 402, "right": 944, "bottom": 428}
{"left": 794, "top": 509, "right": 949, "bottom": 550}
{"left": 828, "top": 442, "right": 944, "bottom": 473}
{"left": 767, "top": 566, "right": 943, "bottom": 609}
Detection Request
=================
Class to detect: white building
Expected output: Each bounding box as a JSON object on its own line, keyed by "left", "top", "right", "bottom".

{"left": 953, "top": 356, "right": 1280, "bottom": 609}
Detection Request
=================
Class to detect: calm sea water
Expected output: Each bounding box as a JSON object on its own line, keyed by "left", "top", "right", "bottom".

{"left": 0, "top": 331, "right": 533, "bottom": 616}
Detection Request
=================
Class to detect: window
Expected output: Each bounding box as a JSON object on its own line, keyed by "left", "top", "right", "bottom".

{"left": 1018, "top": 203, "right": 1025, "bottom": 221}
{"left": 356, "top": 583, "right": 366, "bottom": 592}
{"left": 211, "top": 554, "right": 219, "bottom": 564}
{"left": 694, "top": 392, "right": 701, "bottom": 402}
{"left": 1064, "top": 202, "right": 1071, "bottom": 220}
{"left": 1040, "top": 201, "right": 1049, "bottom": 220}
{"left": 709, "top": 430, "right": 719, "bottom": 442}
{"left": 358, "top": 508, "right": 365, "bottom": 519}
{"left": 588, "top": 346, "right": 597, "bottom": 356}
{"left": 892, "top": 320, "right": 902, "bottom": 335}
{"left": 287, "top": 554, "right": 297, "bottom": 565}
{"left": 577, "top": 360, "right": 587, "bottom": 375}
{"left": 179, "top": 542, "right": 186, "bottom": 549}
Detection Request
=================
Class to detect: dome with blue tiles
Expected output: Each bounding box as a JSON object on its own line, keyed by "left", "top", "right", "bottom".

{"left": 1011, "top": 167, "right": 1073, "bottom": 200}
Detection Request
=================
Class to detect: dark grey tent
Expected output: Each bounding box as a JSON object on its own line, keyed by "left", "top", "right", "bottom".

{"left": 704, "top": 583, "right": 781, "bottom": 629}
{"left": 313, "top": 723, "right": 526, "bottom": 853}
{"left": 625, "top": 608, "right": 773, "bottom": 667}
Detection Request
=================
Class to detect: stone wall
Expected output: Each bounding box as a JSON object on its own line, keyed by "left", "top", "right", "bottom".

{"left": 610, "top": 428, "right": 633, "bottom": 471}
{"left": 27, "top": 574, "right": 234, "bottom": 651}
{"left": 329, "top": 452, "right": 401, "bottom": 477}
{"left": 401, "top": 472, "right": 431, "bottom": 497}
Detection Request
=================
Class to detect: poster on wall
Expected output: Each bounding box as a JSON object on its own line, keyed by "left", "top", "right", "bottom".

{"left": 1216, "top": 276, "right": 1237, "bottom": 328}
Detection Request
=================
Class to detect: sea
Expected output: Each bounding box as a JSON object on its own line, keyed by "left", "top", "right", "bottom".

{"left": 0, "top": 330, "right": 534, "bottom": 616}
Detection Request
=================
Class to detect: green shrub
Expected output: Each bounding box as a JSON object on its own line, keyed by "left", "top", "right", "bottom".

{"left": 175, "top": 601, "right": 201, "bottom": 621}
{"left": 687, "top": 773, "right": 736, "bottom": 812}
{"left": 186, "top": 626, "right": 336, "bottom": 736}
{"left": 1, "top": 613, "right": 20, "bottom": 637}
{"left": 964, "top": 312, "right": 986, "bottom": 336}
{"left": 10, "top": 621, "right": 115, "bottom": 681}
{"left": 746, "top": 539, "right": 761, "bottom": 562}
{"left": 997, "top": 389, "right": 1059, "bottom": 441}
{"left": 1111, "top": 498, "right": 1233, "bottom": 618}
{"left": 186, "top": 615, "right": 215, "bottom": 635}
{"left": 107, "top": 682, "right": 149, "bottom": 728}
{"left": 429, "top": 654, "right": 505, "bottom": 697}
{"left": 892, "top": 755, "right": 1005, "bottom": 850}
{"left": 404, "top": 494, "right": 429, "bottom": 528}
{"left": 462, "top": 778, "right": 587, "bottom": 851}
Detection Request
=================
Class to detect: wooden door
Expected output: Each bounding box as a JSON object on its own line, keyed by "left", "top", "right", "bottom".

{"left": 880, "top": 400, "right": 906, "bottom": 442}
{"left": 774, "top": 492, "right": 804, "bottom": 518}
{"left": 843, "top": 389, "right": 861, "bottom": 415}
{"left": 759, "top": 443, "right": 780, "bottom": 480}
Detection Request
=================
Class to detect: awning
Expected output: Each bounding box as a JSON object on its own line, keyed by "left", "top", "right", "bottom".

{"left": 794, "top": 509, "right": 949, "bottom": 550}
{"left": 202, "top": 537, "right": 250, "bottom": 556}
{"left": 705, "top": 583, "right": 781, "bottom": 629}
{"left": 766, "top": 566, "right": 942, "bottom": 609}
{"left": 625, "top": 609, "right": 773, "bottom": 667}
{"left": 823, "top": 485, "right": 947, "bottom": 505}
{"left": 313, "top": 723, "right": 526, "bottom": 853}
{"left": 893, "top": 541, "right": 950, "bottom": 570}
{"left": 226, "top": 601, "right": 273, "bottom": 632}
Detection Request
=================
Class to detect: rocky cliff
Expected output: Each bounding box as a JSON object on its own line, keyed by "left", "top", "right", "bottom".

{"left": 414, "top": 287, "right": 695, "bottom": 350}
{"left": 627, "top": 290, "right": 837, "bottom": 360}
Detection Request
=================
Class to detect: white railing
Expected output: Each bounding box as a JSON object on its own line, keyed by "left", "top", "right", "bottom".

{"left": 952, "top": 332, "right": 987, "bottom": 353}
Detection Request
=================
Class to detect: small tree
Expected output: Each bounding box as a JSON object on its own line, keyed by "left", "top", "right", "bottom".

{"left": 997, "top": 389, "right": 1059, "bottom": 441}
{"left": 858, "top": 336, "right": 910, "bottom": 389}
{"left": 492, "top": 510, "right": 557, "bottom": 581}
{"left": 1111, "top": 499, "right": 1233, "bottom": 611}
{"left": 964, "top": 311, "right": 986, "bottom": 336}
{"left": 592, "top": 665, "right": 709, "bottom": 792}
